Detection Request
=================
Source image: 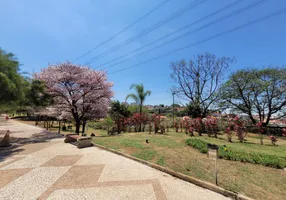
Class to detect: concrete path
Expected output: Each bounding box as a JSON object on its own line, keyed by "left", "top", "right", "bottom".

{"left": 0, "top": 118, "right": 230, "bottom": 200}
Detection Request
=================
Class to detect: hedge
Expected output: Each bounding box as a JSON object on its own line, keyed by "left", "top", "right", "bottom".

{"left": 186, "top": 138, "right": 286, "bottom": 169}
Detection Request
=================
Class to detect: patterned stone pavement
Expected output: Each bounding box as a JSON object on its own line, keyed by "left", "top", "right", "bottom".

{"left": 0, "top": 119, "right": 230, "bottom": 200}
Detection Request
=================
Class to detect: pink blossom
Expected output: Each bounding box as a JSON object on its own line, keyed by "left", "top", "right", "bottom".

{"left": 35, "top": 62, "right": 113, "bottom": 133}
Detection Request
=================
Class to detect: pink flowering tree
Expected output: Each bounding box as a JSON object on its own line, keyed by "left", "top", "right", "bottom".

{"left": 233, "top": 116, "right": 247, "bottom": 143}
{"left": 152, "top": 114, "right": 161, "bottom": 133}
{"left": 35, "top": 62, "right": 113, "bottom": 134}
{"left": 193, "top": 117, "right": 203, "bottom": 136}
{"left": 282, "top": 128, "right": 286, "bottom": 137}
{"left": 203, "top": 116, "right": 218, "bottom": 138}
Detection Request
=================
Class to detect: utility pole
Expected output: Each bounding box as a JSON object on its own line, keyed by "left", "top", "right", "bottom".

{"left": 172, "top": 92, "right": 175, "bottom": 127}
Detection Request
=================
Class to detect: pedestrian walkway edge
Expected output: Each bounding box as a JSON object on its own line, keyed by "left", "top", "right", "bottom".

{"left": 92, "top": 142, "right": 253, "bottom": 200}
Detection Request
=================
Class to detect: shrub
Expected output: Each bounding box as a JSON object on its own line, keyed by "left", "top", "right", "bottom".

{"left": 232, "top": 116, "right": 247, "bottom": 142}
{"left": 203, "top": 116, "right": 218, "bottom": 137}
{"left": 88, "top": 121, "right": 104, "bottom": 129}
{"left": 185, "top": 138, "right": 208, "bottom": 153}
{"left": 282, "top": 128, "right": 286, "bottom": 137}
{"left": 268, "top": 135, "right": 277, "bottom": 145}
{"left": 185, "top": 138, "right": 286, "bottom": 168}
{"left": 224, "top": 126, "right": 233, "bottom": 142}
{"left": 193, "top": 117, "right": 203, "bottom": 136}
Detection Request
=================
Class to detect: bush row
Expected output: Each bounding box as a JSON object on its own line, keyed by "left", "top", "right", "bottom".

{"left": 185, "top": 138, "right": 286, "bottom": 169}
{"left": 88, "top": 121, "right": 106, "bottom": 130}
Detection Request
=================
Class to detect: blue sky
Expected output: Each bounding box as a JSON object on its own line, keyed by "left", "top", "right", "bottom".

{"left": 1, "top": 0, "right": 286, "bottom": 105}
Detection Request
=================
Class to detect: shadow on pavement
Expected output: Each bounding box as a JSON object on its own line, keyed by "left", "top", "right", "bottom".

{"left": 0, "top": 130, "right": 64, "bottom": 162}
{"left": 0, "top": 145, "right": 25, "bottom": 162}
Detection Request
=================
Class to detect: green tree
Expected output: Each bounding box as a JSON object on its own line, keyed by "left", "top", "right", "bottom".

{"left": 126, "top": 83, "right": 151, "bottom": 115}
{"left": 26, "top": 79, "right": 52, "bottom": 108}
{"left": 185, "top": 103, "right": 203, "bottom": 118}
{"left": 103, "top": 116, "right": 115, "bottom": 134}
{"left": 126, "top": 83, "right": 151, "bottom": 131}
{"left": 109, "top": 100, "right": 131, "bottom": 133}
{"left": 220, "top": 67, "right": 286, "bottom": 126}
{"left": 158, "top": 104, "right": 164, "bottom": 114}
{"left": 0, "top": 48, "right": 27, "bottom": 110}
{"left": 127, "top": 104, "right": 148, "bottom": 114}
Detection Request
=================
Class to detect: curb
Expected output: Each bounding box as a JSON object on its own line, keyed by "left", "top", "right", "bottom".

{"left": 92, "top": 142, "right": 254, "bottom": 200}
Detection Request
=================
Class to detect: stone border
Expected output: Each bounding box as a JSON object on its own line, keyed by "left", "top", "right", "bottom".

{"left": 92, "top": 142, "right": 254, "bottom": 200}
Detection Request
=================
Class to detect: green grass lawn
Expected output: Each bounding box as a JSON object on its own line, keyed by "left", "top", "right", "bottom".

{"left": 16, "top": 119, "right": 286, "bottom": 200}
{"left": 91, "top": 130, "right": 286, "bottom": 200}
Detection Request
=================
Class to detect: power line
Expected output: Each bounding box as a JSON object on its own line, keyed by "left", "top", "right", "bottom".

{"left": 84, "top": 0, "right": 209, "bottom": 65}
{"left": 108, "top": 8, "right": 286, "bottom": 75}
{"left": 72, "top": 0, "right": 170, "bottom": 62}
{"left": 100, "top": 0, "right": 266, "bottom": 70}
{"left": 96, "top": 0, "right": 245, "bottom": 69}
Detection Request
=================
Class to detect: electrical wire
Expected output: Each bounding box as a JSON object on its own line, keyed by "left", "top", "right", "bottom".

{"left": 100, "top": 0, "right": 267, "bottom": 70}
{"left": 84, "top": 0, "right": 209, "bottom": 65}
{"left": 96, "top": 0, "right": 246, "bottom": 69}
{"left": 72, "top": 0, "right": 170, "bottom": 62}
{"left": 108, "top": 8, "right": 286, "bottom": 75}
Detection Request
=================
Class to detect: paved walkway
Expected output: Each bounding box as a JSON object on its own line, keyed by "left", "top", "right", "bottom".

{"left": 0, "top": 118, "right": 230, "bottom": 200}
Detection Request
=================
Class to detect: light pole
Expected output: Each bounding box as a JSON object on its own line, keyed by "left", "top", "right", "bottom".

{"left": 172, "top": 92, "right": 175, "bottom": 127}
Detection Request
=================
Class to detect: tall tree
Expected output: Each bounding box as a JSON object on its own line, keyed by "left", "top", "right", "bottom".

{"left": 126, "top": 83, "right": 151, "bottom": 131}
{"left": 109, "top": 100, "right": 131, "bottom": 133}
{"left": 126, "top": 83, "right": 151, "bottom": 115}
{"left": 170, "top": 53, "right": 235, "bottom": 117}
{"left": 158, "top": 104, "right": 164, "bottom": 114}
{"left": 0, "top": 48, "right": 27, "bottom": 110}
{"left": 25, "top": 79, "right": 53, "bottom": 109}
{"left": 35, "top": 62, "right": 113, "bottom": 134}
{"left": 220, "top": 67, "right": 286, "bottom": 126}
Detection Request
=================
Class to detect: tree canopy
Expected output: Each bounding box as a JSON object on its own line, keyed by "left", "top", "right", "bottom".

{"left": 109, "top": 100, "right": 131, "bottom": 133}
{"left": 125, "top": 83, "right": 151, "bottom": 115}
{"left": 220, "top": 67, "right": 286, "bottom": 126}
{"left": 0, "top": 48, "right": 27, "bottom": 110}
{"left": 35, "top": 62, "right": 113, "bottom": 133}
{"left": 109, "top": 101, "right": 131, "bottom": 121}
{"left": 170, "top": 52, "right": 235, "bottom": 117}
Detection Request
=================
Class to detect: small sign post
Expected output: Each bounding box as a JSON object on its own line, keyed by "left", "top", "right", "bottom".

{"left": 207, "top": 143, "right": 219, "bottom": 185}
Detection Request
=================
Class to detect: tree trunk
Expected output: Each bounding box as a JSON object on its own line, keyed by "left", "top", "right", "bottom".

{"left": 58, "top": 121, "right": 61, "bottom": 134}
{"left": 139, "top": 104, "right": 142, "bottom": 132}
{"left": 117, "top": 120, "right": 121, "bottom": 134}
{"left": 202, "top": 109, "right": 207, "bottom": 118}
{"left": 249, "top": 115, "right": 257, "bottom": 125}
{"left": 260, "top": 134, "right": 264, "bottom": 145}
{"left": 82, "top": 120, "right": 87, "bottom": 134}
{"left": 75, "top": 121, "right": 81, "bottom": 134}
{"left": 35, "top": 115, "right": 38, "bottom": 126}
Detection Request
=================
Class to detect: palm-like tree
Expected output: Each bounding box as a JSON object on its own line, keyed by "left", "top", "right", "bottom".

{"left": 126, "top": 83, "right": 151, "bottom": 115}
